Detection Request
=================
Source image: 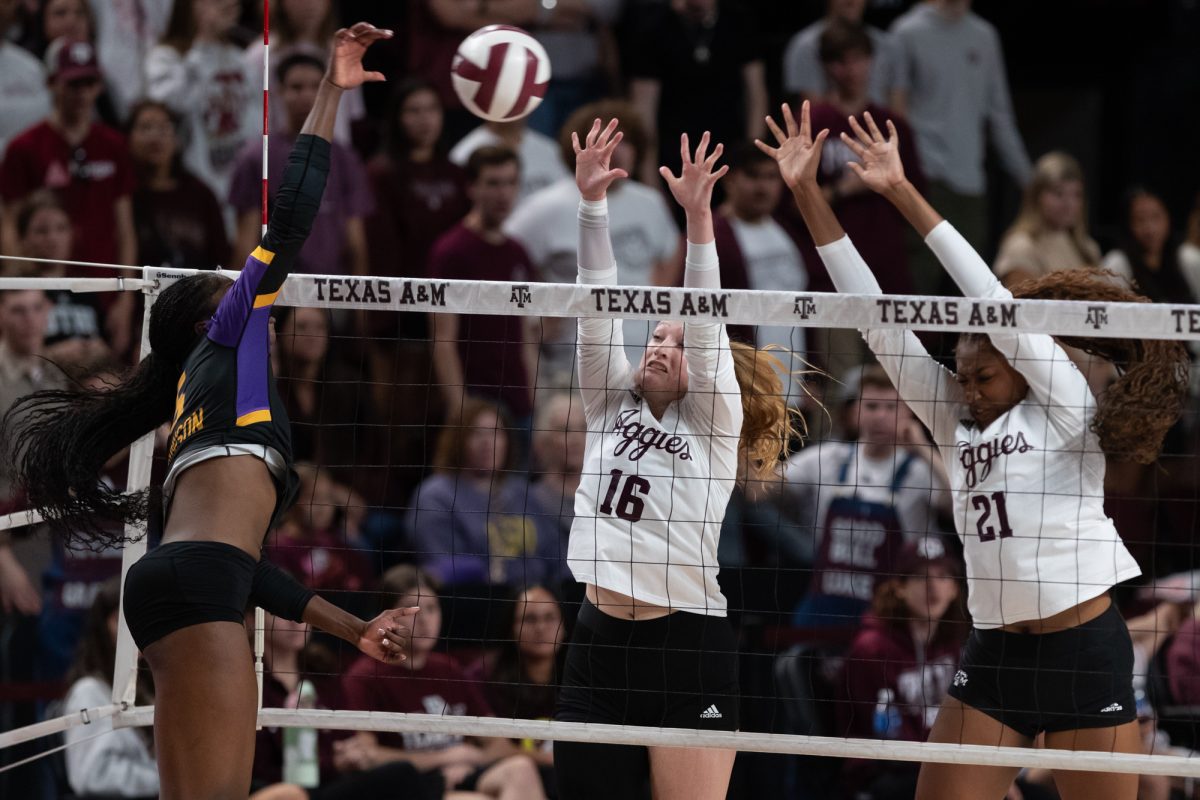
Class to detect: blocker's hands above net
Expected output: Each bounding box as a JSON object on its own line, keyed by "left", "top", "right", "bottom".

{"left": 755, "top": 101, "right": 827, "bottom": 192}
{"left": 840, "top": 111, "right": 908, "bottom": 195}
{"left": 659, "top": 131, "right": 728, "bottom": 214}
{"left": 573, "top": 117, "right": 628, "bottom": 201}
{"left": 357, "top": 606, "right": 419, "bottom": 663}
{"left": 327, "top": 22, "right": 393, "bottom": 90}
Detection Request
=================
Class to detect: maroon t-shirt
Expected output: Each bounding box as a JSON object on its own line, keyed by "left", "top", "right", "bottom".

{"left": 428, "top": 223, "right": 538, "bottom": 418}
{"left": 0, "top": 120, "right": 135, "bottom": 271}
{"left": 133, "top": 171, "right": 231, "bottom": 269}
{"left": 781, "top": 103, "right": 924, "bottom": 297}
{"left": 366, "top": 154, "right": 470, "bottom": 279}
{"left": 342, "top": 652, "right": 494, "bottom": 751}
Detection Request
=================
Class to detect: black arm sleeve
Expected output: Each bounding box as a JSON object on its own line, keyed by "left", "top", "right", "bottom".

{"left": 258, "top": 133, "right": 332, "bottom": 295}
{"left": 250, "top": 558, "right": 316, "bottom": 623}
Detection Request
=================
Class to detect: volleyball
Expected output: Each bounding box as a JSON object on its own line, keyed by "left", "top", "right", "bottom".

{"left": 451, "top": 25, "right": 551, "bottom": 123}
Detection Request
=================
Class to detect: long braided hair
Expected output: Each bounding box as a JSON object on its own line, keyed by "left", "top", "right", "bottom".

{"left": 963, "top": 268, "right": 1189, "bottom": 464}
{"left": 1, "top": 273, "right": 232, "bottom": 548}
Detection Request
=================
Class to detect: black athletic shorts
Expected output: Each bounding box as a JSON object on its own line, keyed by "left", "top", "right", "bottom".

{"left": 555, "top": 599, "right": 739, "bottom": 731}
{"left": 123, "top": 541, "right": 256, "bottom": 650}
{"left": 948, "top": 601, "right": 1137, "bottom": 737}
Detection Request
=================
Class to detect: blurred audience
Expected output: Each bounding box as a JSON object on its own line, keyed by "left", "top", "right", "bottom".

{"left": 1102, "top": 187, "right": 1200, "bottom": 304}
{"left": 230, "top": 52, "right": 372, "bottom": 275}
{"left": 504, "top": 100, "right": 681, "bottom": 382}
{"left": 834, "top": 538, "right": 966, "bottom": 800}
{"left": 338, "top": 565, "right": 548, "bottom": 799}
{"left": 629, "top": 0, "right": 767, "bottom": 187}
{"left": 782, "top": 0, "right": 906, "bottom": 113}
{"left": 0, "top": 0, "right": 50, "bottom": 160}
{"left": 524, "top": 0, "right": 621, "bottom": 139}
{"left": 127, "top": 99, "right": 231, "bottom": 269}
{"left": 18, "top": 0, "right": 91, "bottom": 58}
{"left": 527, "top": 391, "right": 587, "bottom": 546}
{"left": 407, "top": 397, "right": 564, "bottom": 591}
{"left": 88, "top": 0, "right": 173, "bottom": 121}
{"left": 890, "top": 0, "right": 1031, "bottom": 265}
{"left": 243, "top": 0, "right": 366, "bottom": 149}
{"left": 994, "top": 151, "right": 1100, "bottom": 287}
{"left": 0, "top": 37, "right": 136, "bottom": 353}
{"left": 145, "top": 0, "right": 258, "bottom": 205}
{"left": 450, "top": 117, "right": 569, "bottom": 202}
{"left": 61, "top": 576, "right": 158, "bottom": 799}
{"left": 779, "top": 364, "right": 949, "bottom": 629}
{"left": 265, "top": 463, "right": 373, "bottom": 596}
{"left": 467, "top": 585, "right": 564, "bottom": 791}
{"left": 429, "top": 145, "right": 540, "bottom": 423}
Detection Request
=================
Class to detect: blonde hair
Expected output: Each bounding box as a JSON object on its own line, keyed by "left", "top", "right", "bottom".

{"left": 729, "top": 342, "right": 809, "bottom": 483}
{"left": 1003, "top": 151, "right": 1099, "bottom": 264}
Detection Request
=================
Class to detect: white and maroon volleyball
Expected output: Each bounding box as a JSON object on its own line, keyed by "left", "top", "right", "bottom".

{"left": 451, "top": 25, "right": 551, "bottom": 123}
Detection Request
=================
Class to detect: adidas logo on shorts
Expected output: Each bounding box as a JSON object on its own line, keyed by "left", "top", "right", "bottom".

{"left": 1100, "top": 703, "right": 1124, "bottom": 713}
{"left": 700, "top": 705, "right": 723, "bottom": 720}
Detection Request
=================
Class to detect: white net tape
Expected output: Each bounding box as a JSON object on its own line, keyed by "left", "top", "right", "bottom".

{"left": 2, "top": 265, "right": 1199, "bottom": 779}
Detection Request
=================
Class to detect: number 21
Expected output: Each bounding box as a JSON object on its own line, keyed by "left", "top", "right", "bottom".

{"left": 971, "top": 491, "right": 1013, "bottom": 542}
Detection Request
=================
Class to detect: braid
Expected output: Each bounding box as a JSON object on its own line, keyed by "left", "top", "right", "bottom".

{"left": 1008, "top": 269, "right": 1189, "bottom": 463}
{"left": 0, "top": 273, "right": 230, "bottom": 549}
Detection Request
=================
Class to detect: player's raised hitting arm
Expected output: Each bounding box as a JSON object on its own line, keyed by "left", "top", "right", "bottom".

{"left": 758, "top": 101, "right": 961, "bottom": 445}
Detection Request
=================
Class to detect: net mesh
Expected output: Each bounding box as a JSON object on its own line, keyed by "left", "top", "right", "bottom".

{"left": 3, "top": 265, "right": 1200, "bottom": 791}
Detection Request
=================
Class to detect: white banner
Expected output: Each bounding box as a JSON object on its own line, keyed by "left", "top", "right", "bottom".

{"left": 137, "top": 267, "right": 1200, "bottom": 340}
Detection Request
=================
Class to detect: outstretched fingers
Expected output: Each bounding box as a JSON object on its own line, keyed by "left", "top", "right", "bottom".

{"left": 703, "top": 141, "right": 724, "bottom": 171}
{"left": 764, "top": 114, "right": 788, "bottom": 148}
{"left": 847, "top": 114, "right": 875, "bottom": 149}
{"left": 839, "top": 130, "right": 868, "bottom": 160}
{"left": 790, "top": 101, "right": 804, "bottom": 141}
{"left": 862, "top": 111, "right": 886, "bottom": 142}
{"left": 753, "top": 138, "right": 779, "bottom": 159}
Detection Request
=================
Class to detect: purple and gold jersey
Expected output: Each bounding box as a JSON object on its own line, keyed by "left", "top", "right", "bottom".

{"left": 163, "top": 134, "right": 331, "bottom": 527}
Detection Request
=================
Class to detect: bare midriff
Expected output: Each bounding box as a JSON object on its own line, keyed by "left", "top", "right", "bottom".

{"left": 162, "top": 455, "right": 276, "bottom": 558}
{"left": 999, "top": 593, "right": 1111, "bottom": 634}
{"left": 586, "top": 584, "right": 676, "bottom": 621}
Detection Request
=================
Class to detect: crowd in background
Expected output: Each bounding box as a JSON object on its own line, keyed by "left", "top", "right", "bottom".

{"left": 2, "top": 0, "right": 1200, "bottom": 798}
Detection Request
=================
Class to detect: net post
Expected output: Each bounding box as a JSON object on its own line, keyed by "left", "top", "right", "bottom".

{"left": 255, "top": 606, "right": 265, "bottom": 729}
{"left": 111, "top": 273, "right": 157, "bottom": 726}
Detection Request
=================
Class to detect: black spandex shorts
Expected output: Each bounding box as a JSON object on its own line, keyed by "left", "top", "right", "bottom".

{"left": 555, "top": 599, "right": 739, "bottom": 731}
{"left": 947, "top": 602, "right": 1137, "bottom": 737}
{"left": 123, "top": 541, "right": 256, "bottom": 650}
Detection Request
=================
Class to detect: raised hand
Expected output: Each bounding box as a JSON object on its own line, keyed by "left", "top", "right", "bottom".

{"left": 840, "top": 111, "right": 907, "bottom": 195}
{"left": 356, "top": 606, "right": 419, "bottom": 663}
{"left": 327, "top": 22, "right": 393, "bottom": 90}
{"left": 754, "top": 101, "right": 828, "bottom": 192}
{"left": 658, "top": 131, "right": 728, "bottom": 215}
{"left": 573, "top": 117, "right": 628, "bottom": 201}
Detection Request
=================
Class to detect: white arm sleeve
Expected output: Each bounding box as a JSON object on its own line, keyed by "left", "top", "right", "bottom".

{"left": 924, "top": 221, "right": 1093, "bottom": 426}
{"left": 576, "top": 198, "right": 632, "bottom": 417}
{"left": 816, "top": 235, "right": 962, "bottom": 445}
{"left": 681, "top": 239, "right": 740, "bottom": 437}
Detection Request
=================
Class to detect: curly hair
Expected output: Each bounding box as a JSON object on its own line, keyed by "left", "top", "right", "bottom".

{"left": 0, "top": 273, "right": 231, "bottom": 549}
{"left": 967, "top": 268, "right": 1188, "bottom": 464}
{"left": 729, "top": 342, "right": 808, "bottom": 483}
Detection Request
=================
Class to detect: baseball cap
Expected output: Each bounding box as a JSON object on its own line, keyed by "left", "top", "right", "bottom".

{"left": 45, "top": 37, "right": 102, "bottom": 83}
{"left": 895, "top": 536, "right": 959, "bottom": 578}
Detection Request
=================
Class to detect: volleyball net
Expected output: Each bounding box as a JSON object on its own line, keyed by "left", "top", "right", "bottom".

{"left": 1, "top": 262, "right": 1199, "bottom": 788}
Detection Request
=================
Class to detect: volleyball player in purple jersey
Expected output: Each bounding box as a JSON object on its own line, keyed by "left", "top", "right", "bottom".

{"left": 2, "top": 24, "right": 417, "bottom": 799}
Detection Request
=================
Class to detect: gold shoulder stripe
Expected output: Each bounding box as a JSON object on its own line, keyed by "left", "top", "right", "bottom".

{"left": 253, "top": 290, "right": 280, "bottom": 308}
{"left": 236, "top": 409, "right": 272, "bottom": 427}
{"left": 251, "top": 246, "right": 276, "bottom": 265}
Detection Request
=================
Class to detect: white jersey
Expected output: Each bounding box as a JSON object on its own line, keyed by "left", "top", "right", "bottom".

{"left": 568, "top": 199, "right": 742, "bottom": 615}
{"left": 817, "top": 223, "right": 1141, "bottom": 628}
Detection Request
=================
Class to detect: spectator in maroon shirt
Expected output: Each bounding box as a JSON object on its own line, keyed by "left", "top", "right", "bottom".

{"left": 835, "top": 537, "right": 967, "bottom": 800}
{"left": 366, "top": 78, "right": 470, "bottom": 282}
{"left": 0, "top": 37, "right": 137, "bottom": 355}
{"left": 127, "top": 99, "right": 231, "bottom": 269}
{"left": 229, "top": 52, "right": 373, "bottom": 276}
{"left": 337, "top": 565, "right": 547, "bottom": 799}
{"left": 429, "top": 145, "right": 541, "bottom": 424}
